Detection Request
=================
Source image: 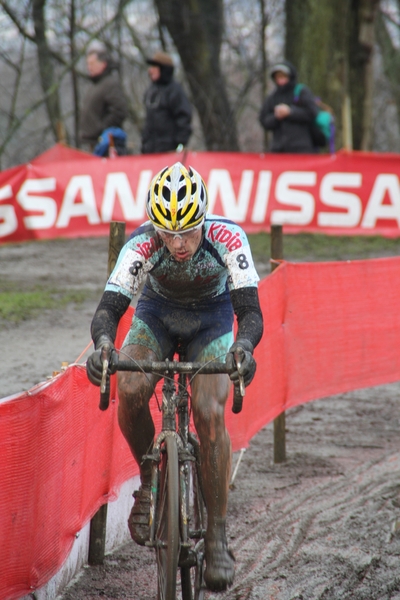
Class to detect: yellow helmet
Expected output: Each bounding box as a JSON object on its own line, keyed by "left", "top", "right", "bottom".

{"left": 146, "top": 162, "right": 208, "bottom": 231}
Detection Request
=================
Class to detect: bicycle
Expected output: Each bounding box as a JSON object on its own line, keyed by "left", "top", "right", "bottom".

{"left": 99, "top": 348, "right": 245, "bottom": 600}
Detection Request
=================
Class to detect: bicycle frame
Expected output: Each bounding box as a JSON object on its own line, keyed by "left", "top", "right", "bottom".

{"left": 141, "top": 360, "right": 207, "bottom": 599}
{"left": 99, "top": 354, "right": 245, "bottom": 599}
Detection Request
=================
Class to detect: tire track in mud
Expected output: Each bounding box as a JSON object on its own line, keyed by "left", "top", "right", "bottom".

{"left": 209, "top": 454, "right": 400, "bottom": 599}
{"left": 60, "top": 389, "right": 400, "bottom": 600}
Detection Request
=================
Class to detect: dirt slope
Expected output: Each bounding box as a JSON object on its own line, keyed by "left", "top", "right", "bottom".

{"left": 59, "top": 384, "right": 400, "bottom": 600}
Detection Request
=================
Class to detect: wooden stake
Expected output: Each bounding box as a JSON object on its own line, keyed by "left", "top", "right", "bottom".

{"left": 107, "top": 221, "right": 126, "bottom": 276}
{"left": 88, "top": 221, "right": 126, "bottom": 565}
{"left": 271, "top": 225, "right": 286, "bottom": 464}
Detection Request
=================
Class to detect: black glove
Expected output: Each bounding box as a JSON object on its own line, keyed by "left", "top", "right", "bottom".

{"left": 86, "top": 335, "right": 118, "bottom": 386}
{"left": 226, "top": 339, "right": 256, "bottom": 387}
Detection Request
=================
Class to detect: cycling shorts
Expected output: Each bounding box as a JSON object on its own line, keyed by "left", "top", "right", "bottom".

{"left": 122, "top": 286, "right": 234, "bottom": 362}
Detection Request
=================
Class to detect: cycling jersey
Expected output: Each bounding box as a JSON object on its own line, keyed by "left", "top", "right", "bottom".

{"left": 91, "top": 215, "right": 264, "bottom": 356}
{"left": 105, "top": 215, "right": 259, "bottom": 304}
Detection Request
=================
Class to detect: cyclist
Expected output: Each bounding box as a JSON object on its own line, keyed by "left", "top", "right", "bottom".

{"left": 86, "top": 162, "right": 263, "bottom": 592}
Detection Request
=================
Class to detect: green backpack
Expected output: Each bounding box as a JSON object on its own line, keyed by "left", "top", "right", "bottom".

{"left": 293, "top": 83, "right": 335, "bottom": 152}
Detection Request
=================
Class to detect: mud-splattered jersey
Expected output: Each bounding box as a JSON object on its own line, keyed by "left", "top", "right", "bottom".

{"left": 105, "top": 214, "right": 259, "bottom": 303}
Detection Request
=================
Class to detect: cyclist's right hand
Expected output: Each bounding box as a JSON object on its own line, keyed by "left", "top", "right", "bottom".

{"left": 86, "top": 336, "right": 118, "bottom": 386}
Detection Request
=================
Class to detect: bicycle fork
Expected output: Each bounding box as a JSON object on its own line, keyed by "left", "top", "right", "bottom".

{"left": 146, "top": 373, "right": 184, "bottom": 547}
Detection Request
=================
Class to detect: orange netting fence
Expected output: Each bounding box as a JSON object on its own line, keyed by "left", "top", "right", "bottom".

{"left": 2, "top": 257, "right": 400, "bottom": 599}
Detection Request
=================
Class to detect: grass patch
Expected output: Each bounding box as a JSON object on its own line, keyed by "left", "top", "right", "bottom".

{"left": 248, "top": 232, "right": 400, "bottom": 263}
{"left": 0, "top": 284, "right": 92, "bottom": 323}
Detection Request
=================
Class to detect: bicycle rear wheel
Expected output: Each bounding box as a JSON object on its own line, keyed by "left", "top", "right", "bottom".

{"left": 156, "top": 435, "right": 180, "bottom": 600}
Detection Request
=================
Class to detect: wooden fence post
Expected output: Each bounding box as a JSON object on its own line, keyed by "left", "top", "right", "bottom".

{"left": 271, "top": 225, "right": 286, "bottom": 464}
{"left": 88, "top": 221, "right": 126, "bottom": 566}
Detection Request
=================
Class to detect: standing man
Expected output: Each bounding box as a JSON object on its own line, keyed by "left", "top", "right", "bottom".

{"left": 141, "top": 51, "right": 192, "bottom": 154}
{"left": 86, "top": 162, "right": 263, "bottom": 592}
{"left": 259, "top": 60, "right": 319, "bottom": 153}
{"left": 79, "top": 41, "right": 128, "bottom": 156}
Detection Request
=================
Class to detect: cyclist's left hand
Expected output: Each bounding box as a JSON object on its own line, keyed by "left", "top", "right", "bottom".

{"left": 226, "top": 339, "right": 256, "bottom": 387}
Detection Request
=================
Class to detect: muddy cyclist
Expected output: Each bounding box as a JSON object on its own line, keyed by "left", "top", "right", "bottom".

{"left": 86, "top": 162, "right": 264, "bottom": 592}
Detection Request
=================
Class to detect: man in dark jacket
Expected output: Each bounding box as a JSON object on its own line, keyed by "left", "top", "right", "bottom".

{"left": 79, "top": 42, "right": 128, "bottom": 156}
{"left": 259, "top": 60, "right": 319, "bottom": 153}
{"left": 141, "top": 51, "right": 192, "bottom": 154}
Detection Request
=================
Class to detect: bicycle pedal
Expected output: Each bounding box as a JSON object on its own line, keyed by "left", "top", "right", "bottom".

{"left": 178, "top": 547, "right": 197, "bottom": 568}
{"left": 178, "top": 449, "right": 196, "bottom": 462}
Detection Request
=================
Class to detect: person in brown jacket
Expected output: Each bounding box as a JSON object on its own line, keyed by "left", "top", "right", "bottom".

{"left": 79, "top": 41, "right": 128, "bottom": 156}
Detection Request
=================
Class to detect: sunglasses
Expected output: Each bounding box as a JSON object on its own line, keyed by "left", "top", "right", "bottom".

{"left": 156, "top": 225, "right": 203, "bottom": 242}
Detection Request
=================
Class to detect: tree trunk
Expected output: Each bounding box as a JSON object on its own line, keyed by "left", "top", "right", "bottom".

{"left": 259, "top": 0, "right": 270, "bottom": 152}
{"left": 376, "top": 7, "right": 400, "bottom": 132}
{"left": 285, "top": 0, "right": 379, "bottom": 151}
{"left": 32, "top": 0, "right": 63, "bottom": 141}
{"left": 154, "top": 0, "right": 239, "bottom": 151}
{"left": 70, "top": 0, "right": 79, "bottom": 147}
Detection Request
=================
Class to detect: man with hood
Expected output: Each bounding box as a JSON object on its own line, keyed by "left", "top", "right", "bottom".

{"left": 141, "top": 51, "right": 192, "bottom": 154}
{"left": 79, "top": 41, "right": 128, "bottom": 156}
{"left": 259, "top": 60, "right": 319, "bottom": 153}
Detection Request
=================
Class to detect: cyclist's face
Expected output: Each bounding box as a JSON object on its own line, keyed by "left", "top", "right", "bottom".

{"left": 158, "top": 227, "right": 203, "bottom": 262}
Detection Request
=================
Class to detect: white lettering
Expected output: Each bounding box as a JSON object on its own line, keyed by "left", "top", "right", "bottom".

{"left": 0, "top": 184, "right": 17, "bottom": 237}
{"left": 271, "top": 171, "right": 316, "bottom": 226}
{"left": 252, "top": 171, "right": 272, "bottom": 223}
{"left": 101, "top": 170, "right": 153, "bottom": 222}
{"left": 17, "top": 178, "right": 57, "bottom": 230}
{"left": 207, "top": 169, "right": 253, "bottom": 221}
{"left": 318, "top": 172, "right": 362, "bottom": 227}
{"left": 57, "top": 175, "right": 100, "bottom": 228}
{"left": 362, "top": 174, "right": 400, "bottom": 228}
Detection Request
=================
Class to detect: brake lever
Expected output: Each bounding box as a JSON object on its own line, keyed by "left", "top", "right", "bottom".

{"left": 99, "top": 346, "right": 110, "bottom": 411}
{"left": 232, "top": 347, "right": 245, "bottom": 414}
{"left": 234, "top": 349, "right": 246, "bottom": 398}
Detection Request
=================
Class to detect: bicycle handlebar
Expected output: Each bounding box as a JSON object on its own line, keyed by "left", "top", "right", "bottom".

{"left": 98, "top": 354, "right": 245, "bottom": 414}
{"left": 116, "top": 359, "right": 229, "bottom": 374}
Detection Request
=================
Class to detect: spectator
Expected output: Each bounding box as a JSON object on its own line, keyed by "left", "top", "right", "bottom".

{"left": 141, "top": 51, "right": 192, "bottom": 154}
{"left": 259, "top": 60, "right": 319, "bottom": 153}
{"left": 79, "top": 41, "right": 128, "bottom": 156}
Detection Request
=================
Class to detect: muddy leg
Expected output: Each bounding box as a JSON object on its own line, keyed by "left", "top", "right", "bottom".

{"left": 191, "top": 373, "right": 235, "bottom": 591}
{"left": 117, "top": 344, "right": 159, "bottom": 545}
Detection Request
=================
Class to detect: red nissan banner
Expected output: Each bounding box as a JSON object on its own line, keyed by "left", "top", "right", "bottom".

{"left": 1, "top": 144, "right": 400, "bottom": 243}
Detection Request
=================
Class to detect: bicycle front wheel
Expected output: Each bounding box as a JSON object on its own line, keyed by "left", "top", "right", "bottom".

{"left": 180, "top": 451, "right": 206, "bottom": 600}
{"left": 156, "top": 435, "right": 180, "bottom": 600}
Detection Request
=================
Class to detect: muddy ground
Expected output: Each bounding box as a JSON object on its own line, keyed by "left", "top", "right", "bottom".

{"left": 2, "top": 238, "right": 400, "bottom": 600}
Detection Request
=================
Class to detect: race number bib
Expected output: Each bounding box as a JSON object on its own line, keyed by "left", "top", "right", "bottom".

{"left": 108, "top": 249, "right": 150, "bottom": 296}
{"left": 224, "top": 247, "right": 259, "bottom": 289}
